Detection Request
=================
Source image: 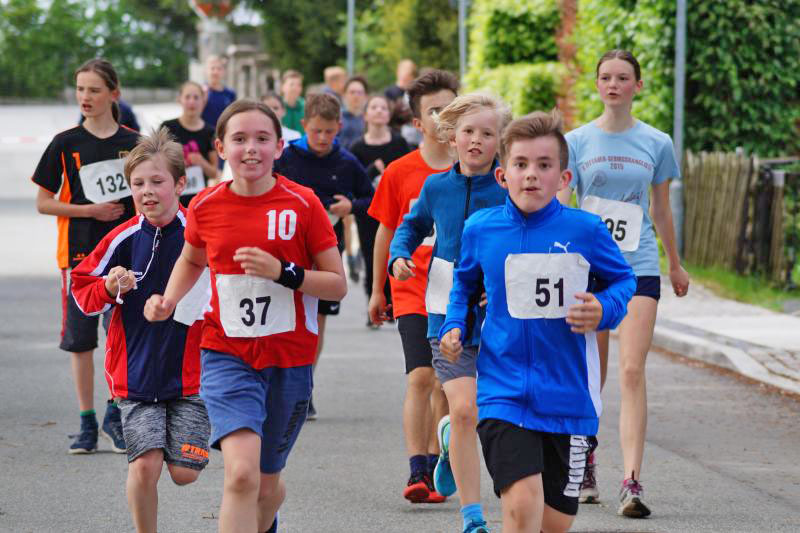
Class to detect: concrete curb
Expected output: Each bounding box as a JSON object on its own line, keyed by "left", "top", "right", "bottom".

{"left": 652, "top": 323, "right": 800, "bottom": 396}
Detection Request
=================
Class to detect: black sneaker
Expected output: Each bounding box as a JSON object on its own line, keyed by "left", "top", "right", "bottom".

{"left": 68, "top": 415, "right": 98, "bottom": 454}
{"left": 101, "top": 401, "right": 126, "bottom": 453}
{"left": 347, "top": 254, "right": 360, "bottom": 283}
{"left": 306, "top": 397, "right": 317, "bottom": 421}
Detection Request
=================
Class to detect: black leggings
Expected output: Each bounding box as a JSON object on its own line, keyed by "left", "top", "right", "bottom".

{"left": 355, "top": 213, "right": 392, "bottom": 304}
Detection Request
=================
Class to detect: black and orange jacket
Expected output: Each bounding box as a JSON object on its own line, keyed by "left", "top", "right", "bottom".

{"left": 32, "top": 125, "right": 138, "bottom": 269}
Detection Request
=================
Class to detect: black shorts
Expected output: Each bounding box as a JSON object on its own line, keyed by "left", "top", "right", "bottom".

{"left": 477, "top": 418, "right": 597, "bottom": 516}
{"left": 396, "top": 314, "right": 433, "bottom": 373}
{"left": 59, "top": 269, "right": 110, "bottom": 353}
{"left": 318, "top": 299, "right": 341, "bottom": 316}
{"left": 590, "top": 274, "right": 660, "bottom": 302}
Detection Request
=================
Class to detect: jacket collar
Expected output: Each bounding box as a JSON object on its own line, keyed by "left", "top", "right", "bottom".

{"left": 290, "top": 135, "right": 341, "bottom": 160}
{"left": 504, "top": 195, "right": 561, "bottom": 227}
{"left": 140, "top": 205, "right": 186, "bottom": 235}
{"left": 447, "top": 159, "right": 500, "bottom": 188}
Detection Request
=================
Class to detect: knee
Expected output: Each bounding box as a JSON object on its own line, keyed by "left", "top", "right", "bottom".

{"left": 258, "top": 476, "right": 285, "bottom": 505}
{"left": 225, "top": 459, "right": 260, "bottom": 495}
{"left": 619, "top": 358, "right": 645, "bottom": 388}
{"left": 449, "top": 399, "right": 477, "bottom": 429}
{"left": 128, "top": 452, "right": 163, "bottom": 486}
{"left": 168, "top": 465, "right": 200, "bottom": 486}
{"left": 506, "top": 492, "right": 538, "bottom": 527}
{"left": 407, "top": 368, "right": 434, "bottom": 394}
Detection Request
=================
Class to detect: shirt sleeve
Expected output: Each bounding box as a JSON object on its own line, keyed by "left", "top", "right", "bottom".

{"left": 367, "top": 163, "right": 401, "bottom": 228}
{"left": 32, "top": 137, "right": 65, "bottom": 194}
{"left": 439, "top": 219, "right": 482, "bottom": 341}
{"left": 184, "top": 196, "right": 206, "bottom": 249}
{"left": 307, "top": 193, "right": 339, "bottom": 256}
{"left": 652, "top": 133, "right": 680, "bottom": 185}
{"left": 587, "top": 218, "right": 636, "bottom": 330}
{"left": 70, "top": 231, "right": 121, "bottom": 316}
{"left": 388, "top": 179, "right": 435, "bottom": 275}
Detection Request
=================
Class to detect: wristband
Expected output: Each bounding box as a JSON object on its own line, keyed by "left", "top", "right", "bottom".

{"left": 276, "top": 260, "right": 305, "bottom": 290}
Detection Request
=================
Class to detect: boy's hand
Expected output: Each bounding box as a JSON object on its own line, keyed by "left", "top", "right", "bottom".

{"left": 368, "top": 291, "right": 391, "bottom": 325}
{"left": 144, "top": 294, "right": 175, "bottom": 322}
{"left": 88, "top": 201, "right": 125, "bottom": 221}
{"left": 479, "top": 292, "right": 488, "bottom": 307}
{"left": 670, "top": 264, "right": 690, "bottom": 297}
{"left": 392, "top": 258, "right": 415, "bottom": 280}
{"left": 329, "top": 194, "right": 352, "bottom": 217}
{"left": 233, "top": 247, "right": 281, "bottom": 279}
{"left": 105, "top": 266, "right": 136, "bottom": 299}
{"left": 566, "top": 292, "right": 603, "bottom": 333}
{"left": 186, "top": 152, "right": 204, "bottom": 166}
{"left": 374, "top": 159, "right": 385, "bottom": 173}
{"left": 440, "top": 328, "right": 463, "bottom": 362}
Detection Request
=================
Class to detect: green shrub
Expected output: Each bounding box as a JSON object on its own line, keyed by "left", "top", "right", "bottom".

{"left": 466, "top": 62, "right": 567, "bottom": 116}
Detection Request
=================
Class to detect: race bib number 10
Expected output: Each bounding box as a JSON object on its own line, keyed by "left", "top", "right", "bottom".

{"left": 78, "top": 158, "right": 130, "bottom": 204}
{"left": 581, "top": 195, "right": 643, "bottom": 252}
{"left": 505, "top": 253, "right": 590, "bottom": 319}
{"left": 216, "top": 274, "right": 295, "bottom": 337}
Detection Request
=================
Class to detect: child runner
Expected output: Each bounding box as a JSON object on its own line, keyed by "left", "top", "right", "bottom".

{"left": 339, "top": 76, "right": 368, "bottom": 149}
{"left": 162, "top": 81, "right": 219, "bottom": 207}
{"left": 33, "top": 58, "right": 137, "bottom": 455}
{"left": 390, "top": 92, "right": 512, "bottom": 533}
{"left": 351, "top": 93, "right": 410, "bottom": 327}
{"left": 261, "top": 91, "right": 302, "bottom": 142}
{"left": 71, "top": 128, "right": 211, "bottom": 533}
{"left": 367, "top": 70, "right": 458, "bottom": 504}
{"left": 144, "top": 100, "right": 345, "bottom": 533}
{"left": 280, "top": 70, "right": 305, "bottom": 134}
{"left": 273, "top": 92, "right": 374, "bottom": 420}
{"left": 557, "top": 50, "right": 690, "bottom": 517}
{"left": 201, "top": 55, "right": 237, "bottom": 130}
{"left": 441, "top": 109, "right": 636, "bottom": 533}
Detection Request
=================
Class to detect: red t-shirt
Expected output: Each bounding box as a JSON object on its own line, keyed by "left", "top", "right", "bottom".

{"left": 367, "top": 149, "right": 450, "bottom": 317}
{"left": 184, "top": 175, "right": 338, "bottom": 369}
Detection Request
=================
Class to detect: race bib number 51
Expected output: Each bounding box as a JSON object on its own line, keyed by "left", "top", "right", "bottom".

{"left": 216, "top": 274, "right": 295, "bottom": 337}
{"left": 505, "top": 252, "right": 590, "bottom": 319}
{"left": 78, "top": 158, "right": 130, "bottom": 204}
{"left": 581, "top": 195, "right": 643, "bottom": 252}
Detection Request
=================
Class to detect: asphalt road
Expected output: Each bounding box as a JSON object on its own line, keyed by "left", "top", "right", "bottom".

{"left": 0, "top": 104, "right": 798, "bottom": 532}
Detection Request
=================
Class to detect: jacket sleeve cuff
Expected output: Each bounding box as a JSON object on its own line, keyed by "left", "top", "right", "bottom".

{"left": 438, "top": 319, "right": 466, "bottom": 342}
{"left": 97, "top": 278, "right": 117, "bottom": 305}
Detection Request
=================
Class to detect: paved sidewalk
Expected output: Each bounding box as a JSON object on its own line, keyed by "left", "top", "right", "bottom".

{"left": 653, "top": 277, "right": 800, "bottom": 395}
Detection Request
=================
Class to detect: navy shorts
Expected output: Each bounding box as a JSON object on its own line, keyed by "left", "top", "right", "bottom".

{"left": 200, "top": 350, "right": 313, "bottom": 473}
{"left": 60, "top": 269, "right": 111, "bottom": 353}
{"left": 589, "top": 274, "right": 660, "bottom": 302}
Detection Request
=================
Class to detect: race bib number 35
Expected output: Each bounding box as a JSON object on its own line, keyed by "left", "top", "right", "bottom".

{"left": 505, "top": 253, "right": 590, "bottom": 319}
{"left": 78, "top": 158, "right": 130, "bottom": 204}
{"left": 216, "top": 274, "right": 295, "bottom": 338}
{"left": 581, "top": 195, "right": 643, "bottom": 252}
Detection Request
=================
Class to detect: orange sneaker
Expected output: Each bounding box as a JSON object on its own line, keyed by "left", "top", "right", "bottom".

{"left": 403, "top": 472, "right": 430, "bottom": 503}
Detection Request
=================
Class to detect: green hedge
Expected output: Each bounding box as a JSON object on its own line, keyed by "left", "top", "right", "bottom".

{"left": 466, "top": 62, "right": 567, "bottom": 116}
{"left": 685, "top": 1, "right": 800, "bottom": 156}
{"left": 571, "top": 0, "right": 675, "bottom": 134}
{"left": 468, "top": 0, "right": 560, "bottom": 73}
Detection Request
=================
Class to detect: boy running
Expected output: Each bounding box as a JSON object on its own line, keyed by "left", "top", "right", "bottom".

{"left": 368, "top": 70, "right": 458, "bottom": 504}
{"left": 440, "top": 110, "right": 636, "bottom": 533}
{"left": 71, "top": 128, "right": 211, "bottom": 533}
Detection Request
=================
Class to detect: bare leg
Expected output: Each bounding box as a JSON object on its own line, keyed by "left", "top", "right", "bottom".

{"left": 441, "top": 377, "right": 480, "bottom": 506}
{"left": 403, "top": 367, "right": 435, "bottom": 457}
{"left": 596, "top": 330, "right": 610, "bottom": 390}
{"left": 71, "top": 350, "right": 94, "bottom": 411}
{"left": 313, "top": 314, "right": 327, "bottom": 373}
{"left": 219, "top": 429, "right": 261, "bottom": 533}
{"left": 256, "top": 473, "right": 285, "bottom": 533}
{"left": 501, "top": 474, "right": 545, "bottom": 533}
{"left": 127, "top": 449, "right": 164, "bottom": 533}
{"left": 428, "top": 379, "right": 448, "bottom": 455}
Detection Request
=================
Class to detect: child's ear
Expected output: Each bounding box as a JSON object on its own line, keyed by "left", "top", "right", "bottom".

{"left": 175, "top": 174, "right": 187, "bottom": 196}
{"left": 559, "top": 168, "right": 572, "bottom": 190}
{"left": 494, "top": 166, "right": 509, "bottom": 190}
{"left": 214, "top": 138, "right": 225, "bottom": 161}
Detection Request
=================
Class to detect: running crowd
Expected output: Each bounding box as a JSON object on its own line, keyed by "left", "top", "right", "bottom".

{"left": 32, "top": 50, "right": 689, "bottom": 533}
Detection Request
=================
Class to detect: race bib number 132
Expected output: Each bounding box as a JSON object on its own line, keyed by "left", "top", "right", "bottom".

{"left": 78, "top": 158, "right": 130, "bottom": 204}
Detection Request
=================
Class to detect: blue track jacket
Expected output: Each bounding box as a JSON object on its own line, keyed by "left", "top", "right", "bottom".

{"left": 439, "top": 196, "right": 635, "bottom": 436}
{"left": 389, "top": 161, "right": 507, "bottom": 345}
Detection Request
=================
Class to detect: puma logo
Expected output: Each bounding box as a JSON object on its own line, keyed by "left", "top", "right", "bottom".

{"left": 553, "top": 241, "right": 570, "bottom": 253}
{"left": 285, "top": 262, "right": 297, "bottom": 275}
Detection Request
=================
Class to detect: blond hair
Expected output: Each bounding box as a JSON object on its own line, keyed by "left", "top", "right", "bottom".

{"left": 123, "top": 127, "right": 185, "bottom": 184}
{"left": 500, "top": 109, "right": 568, "bottom": 170}
{"left": 434, "top": 92, "right": 512, "bottom": 145}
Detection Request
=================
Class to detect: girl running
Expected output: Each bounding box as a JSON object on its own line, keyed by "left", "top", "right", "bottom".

{"left": 33, "top": 57, "right": 138, "bottom": 455}
{"left": 161, "top": 81, "right": 219, "bottom": 206}
{"left": 349, "top": 94, "right": 410, "bottom": 326}
{"left": 557, "top": 49, "right": 690, "bottom": 518}
{"left": 145, "top": 99, "right": 346, "bottom": 533}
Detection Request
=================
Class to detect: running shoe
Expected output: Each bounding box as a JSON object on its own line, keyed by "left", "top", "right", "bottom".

{"left": 618, "top": 477, "right": 651, "bottom": 518}
{"left": 68, "top": 415, "right": 98, "bottom": 454}
{"left": 463, "top": 518, "right": 490, "bottom": 533}
{"left": 264, "top": 511, "right": 279, "bottom": 533}
{"left": 433, "top": 415, "right": 456, "bottom": 496}
{"left": 423, "top": 474, "right": 447, "bottom": 503}
{"left": 101, "top": 401, "right": 127, "bottom": 453}
{"left": 347, "top": 254, "right": 360, "bottom": 283}
{"left": 306, "top": 397, "right": 317, "bottom": 421}
{"left": 403, "top": 471, "right": 430, "bottom": 503}
{"left": 579, "top": 452, "right": 599, "bottom": 503}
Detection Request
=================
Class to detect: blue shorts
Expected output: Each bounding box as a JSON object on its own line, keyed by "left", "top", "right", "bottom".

{"left": 589, "top": 274, "right": 660, "bottom": 302}
{"left": 200, "top": 349, "right": 313, "bottom": 473}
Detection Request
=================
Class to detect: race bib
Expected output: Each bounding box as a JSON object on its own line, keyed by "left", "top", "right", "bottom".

{"left": 183, "top": 165, "right": 205, "bottom": 196}
{"left": 409, "top": 198, "right": 436, "bottom": 247}
{"left": 216, "top": 274, "right": 295, "bottom": 338}
{"left": 425, "top": 257, "right": 454, "bottom": 315}
{"left": 505, "top": 252, "right": 590, "bottom": 319}
{"left": 174, "top": 268, "right": 212, "bottom": 326}
{"left": 581, "top": 195, "right": 643, "bottom": 252}
{"left": 78, "top": 158, "right": 130, "bottom": 204}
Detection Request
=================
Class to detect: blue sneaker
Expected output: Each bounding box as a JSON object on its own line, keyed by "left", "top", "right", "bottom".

{"left": 68, "top": 415, "right": 98, "bottom": 454}
{"left": 463, "top": 518, "right": 490, "bottom": 533}
{"left": 101, "top": 402, "right": 126, "bottom": 454}
{"left": 265, "top": 510, "right": 279, "bottom": 533}
{"left": 433, "top": 415, "right": 456, "bottom": 496}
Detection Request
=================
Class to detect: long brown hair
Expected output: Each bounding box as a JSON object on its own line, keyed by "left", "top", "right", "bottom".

{"left": 75, "top": 58, "right": 121, "bottom": 123}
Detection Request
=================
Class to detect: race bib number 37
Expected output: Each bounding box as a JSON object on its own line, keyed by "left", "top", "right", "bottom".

{"left": 216, "top": 274, "right": 295, "bottom": 338}
{"left": 78, "top": 158, "right": 130, "bottom": 204}
{"left": 505, "top": 253, "right": 590, "bottom": 319}
{"left": 581, "top": 195, "right": 643, "bottom": 252}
